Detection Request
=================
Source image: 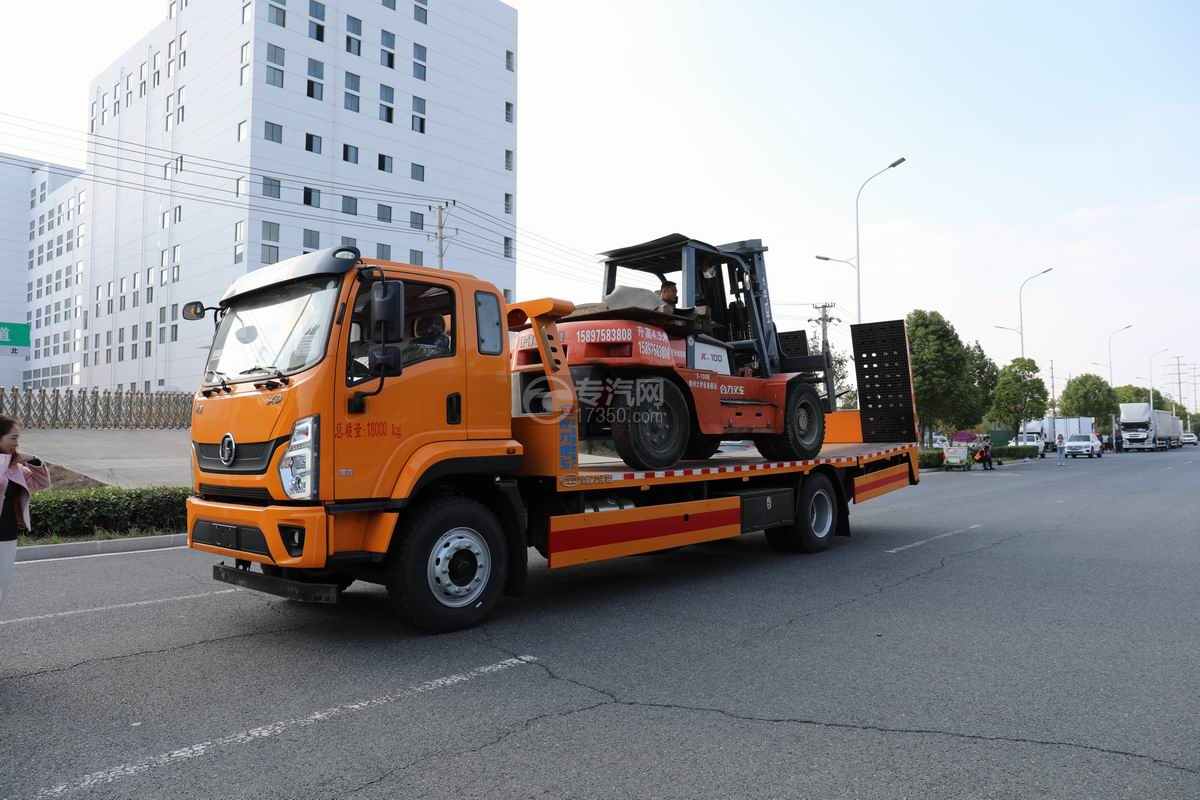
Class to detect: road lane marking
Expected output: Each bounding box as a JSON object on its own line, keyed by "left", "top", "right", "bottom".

{"left": 16, "top": 546, "right": 186, "bottom": 564}
{"left": 885, "top": 524, "right": 982, "bottom": 554}
{"left": 0, "top": 590, "right": 239, "bottom": 626}
{"left": 22, "top": 656, "right": 538, "bottom": 799}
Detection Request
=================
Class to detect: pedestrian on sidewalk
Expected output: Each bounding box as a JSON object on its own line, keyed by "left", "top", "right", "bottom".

{"left": 1055, "top": 434, "right": 1066, "bottom": 467}
{"left": 0, "top": 415, "right": 51, "bottom": 610}
{"left": 980, "top": 437, "right": 994, "bottom": 471}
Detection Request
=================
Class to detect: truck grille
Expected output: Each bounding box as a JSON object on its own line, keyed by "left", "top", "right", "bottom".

{"left": 194, "top": 437, "right": 288, "bottom": 474}
{"left": 192, "top": 520, "right": 271, "bottom": 556}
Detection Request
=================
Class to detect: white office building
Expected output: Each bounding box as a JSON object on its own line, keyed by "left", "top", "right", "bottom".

{"left": 12, "top": 0, "right": 517, "bottom": 391}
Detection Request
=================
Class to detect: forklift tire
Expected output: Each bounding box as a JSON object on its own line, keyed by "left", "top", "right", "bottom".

{"left": 684, "top": 435, "right": 722, "bottom": 460}
{"left": 755, "top": 383, "right": 825, "bottom": 462}
{"left": 765, "top": 472, "right": 839, "bottom": 554}
{"left": 386, "top": 498, "right": 508, "bottom": 633}
{"left": 612, "top": 378, "right": 690, "bottom": 470}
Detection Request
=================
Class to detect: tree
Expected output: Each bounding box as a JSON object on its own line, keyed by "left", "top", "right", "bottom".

{"left": 906, "top": 310, "right": 969, "bottom": 441}
{"left": 989, "top": 357, "right": 1049, "bottom": 437}
{"left": 1114, "top": 384, "right": 1166, "bottom": 408}
{"left": 1060, "top": 373, "right": 1118, "bottom": 433}
{"left": 949, "top": 341, "right": 1000, "bottom": 431}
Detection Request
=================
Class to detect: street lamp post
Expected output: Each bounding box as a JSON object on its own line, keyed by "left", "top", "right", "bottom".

{"left": 851, "top": 157, "right": 906, "bottom": 324}
{"left": 1106, "top": 324, "right": 1132, "bottom": 452}
{"left": 1015, "top": 267, "right": 1054, "bottom": 359}
{"left": 1149, "top": 348, "right": 1168, "bottom": 411}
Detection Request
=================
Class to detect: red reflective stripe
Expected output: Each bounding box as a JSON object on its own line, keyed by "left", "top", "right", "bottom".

{"left": 553, "top": 508, "right": 741, "bottom": 553}
{"left": 856, "top": 471, "right": 908, "bottom": 493}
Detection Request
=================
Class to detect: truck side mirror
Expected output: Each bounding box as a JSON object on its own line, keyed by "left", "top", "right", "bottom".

{"left": 371, "top": 281, "right": 406, "bottom": 343}
{"left": 182, "top": 301, "right": 207, "bottom": 321}
{"left": 368, "top": 344, "right": 404, "bottom": 377}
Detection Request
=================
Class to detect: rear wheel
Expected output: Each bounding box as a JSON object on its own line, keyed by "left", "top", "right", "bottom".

{"left": 612, "top": 377, "right": 690, "bottom": 470}
{"left": 386, "top": 498, "right": 507, "bottom": 633}
{"left": 765, "top": 472, "right": 839, "bottom": 553}
{"left": 755, "top": 383, "right": 824, "bottom": 461}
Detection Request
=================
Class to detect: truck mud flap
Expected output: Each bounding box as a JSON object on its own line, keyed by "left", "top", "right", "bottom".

{"left": 853, "top": 463, "right": 910, "bottom": 504}
{"left": 213, "top": 563, "right": 340, "bottom": 603}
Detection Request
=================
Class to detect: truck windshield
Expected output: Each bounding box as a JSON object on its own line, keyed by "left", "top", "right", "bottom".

{"left": 1121, "top": 422, "right": 1149, "bottom": 430}
{"left": 203, "top": 276, "right": 342, "bottom": 384}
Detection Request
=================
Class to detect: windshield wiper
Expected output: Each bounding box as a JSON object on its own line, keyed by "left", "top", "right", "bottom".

{"left": 238, "top": 365, "right": 291, "bottom": 385}
{"left": 202, "top": 370, "right": 234, "bottom": 396}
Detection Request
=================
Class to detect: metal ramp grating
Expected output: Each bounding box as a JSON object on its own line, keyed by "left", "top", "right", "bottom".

{"left": 851, "top": 320, "right": 918, "bottom": 444}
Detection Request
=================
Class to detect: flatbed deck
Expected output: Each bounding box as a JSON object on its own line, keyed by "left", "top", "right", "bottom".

{"left": 566, "top": 442, "right": 917, "bottom": 490}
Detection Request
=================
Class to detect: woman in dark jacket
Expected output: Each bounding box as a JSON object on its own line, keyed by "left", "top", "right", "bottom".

{"left": 0, "top": 415, "right": 51, "bottom": 609}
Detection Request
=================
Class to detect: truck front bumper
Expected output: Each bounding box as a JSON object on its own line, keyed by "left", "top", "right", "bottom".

{"left": 187, "top": 497, "right": 329, "bottom": 568}
{"left": 212, "top": 563, "right": 339, "bottom": 603}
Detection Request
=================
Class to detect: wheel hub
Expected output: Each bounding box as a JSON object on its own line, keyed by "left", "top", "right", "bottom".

{"left": 809, "top": 490, "right": 833, "bottom": 539}
{"left": 427, "top": 527, "right": 491, "bottom": 608}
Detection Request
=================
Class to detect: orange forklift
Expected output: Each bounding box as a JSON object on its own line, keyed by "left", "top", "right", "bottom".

{"left": 513, "top": 234, "right": 837, "bottom": 469}
{"left": 183, "top": 246, "right": 919, "bottom": 632}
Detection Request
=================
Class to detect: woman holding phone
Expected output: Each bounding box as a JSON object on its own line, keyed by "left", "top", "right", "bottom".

{"left": 0, "top": 415, "right": 51, "bottom": 609}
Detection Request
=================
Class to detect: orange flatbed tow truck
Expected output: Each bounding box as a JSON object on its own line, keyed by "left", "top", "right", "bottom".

{"left": 184, "top": 246, "right": 920, "bottom": 632}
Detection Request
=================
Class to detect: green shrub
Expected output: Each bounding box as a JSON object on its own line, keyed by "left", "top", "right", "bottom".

{"left": 29, "top": 486, "right": 189, "bottom": 540}
{"left": 918, "top": 449, "right": 945, "bottom": 469}
{"left": 990, "top": 445, "right": 1039, "bottom": 460}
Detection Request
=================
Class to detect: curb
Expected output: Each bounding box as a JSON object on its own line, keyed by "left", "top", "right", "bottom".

{"left": 16, "top": 533, "right": 186, "bottom": 562}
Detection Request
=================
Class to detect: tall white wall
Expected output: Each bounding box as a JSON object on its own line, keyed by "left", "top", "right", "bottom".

{"left": 14, "top": 0, "right": 517, "bottom": 393}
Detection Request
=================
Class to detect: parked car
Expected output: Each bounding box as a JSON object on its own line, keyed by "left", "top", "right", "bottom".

{"left": 1182, "top": 432, "right": 1198, "bottom": 446}
{"left": 1064, "top": 433, "right": 1103, "bottom": 458}
{"left": 1007, "top": 432, "right": 1048, "bottom": 457}
{"left": 932, "top": 434, "right": 949, "bottom": 449}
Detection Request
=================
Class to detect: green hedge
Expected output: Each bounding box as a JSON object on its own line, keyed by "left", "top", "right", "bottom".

{"left": 918, "top": 449, "right": 945, "bottom": 469}
{"left": 29, "top": 486, "right": 189, "bottom": 540}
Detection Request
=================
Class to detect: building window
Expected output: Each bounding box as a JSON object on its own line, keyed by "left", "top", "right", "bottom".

{"left": 381, "top": 29, "right": 396, "bottom": 68}
{"left": 234, "top": 244, "right": 245, "bottom": 264}
{"left": 242, "top": 1, "right": 252, "bottom": 24}
{"left": 411, "top": 115, "right": 426, "bottom": 134}
{"left": 344, "top": 72, "right": 360, "bottom": 112}
{"left": 303, "top": 229, "right": 320, "bottom": 251}
{"left": 235, "top": 176, "right": 247, "bottom": 197}
{"left": 262, "top": 244, "right": 280, "bottom": 264}
{"left": 506, "top": 50, "right": 515, "bottom": 72}
{"left": 379, "top": 83, "right": 395, "bottom": 123}
{"left": 305, "top": 132, "right": 322, "bottom": 154}
{"left": 307, "top": 58, "right": 324, "bottom": 99}
{"left": 308, "top": 0, "right": 325, "bottom": 40}
{"left": 413, "top": 62, "right": 427, "bottom": 81}
{"left": 377, "top": 243, "right": 391, "bottom": 260}
{"left": 268, "top": 3, "right": 286, "bottom": 27}
{"left": 414, "top": 4, "right": 427, "bottom": 24}
{"left": 264, "top": 120, "right": 283, "bottom": 143}
{"left": 377, "top": 204, "right": 392, "bottom": 223}
{"left": 342, "top": 196, "right": 358, "bottom": 215}
{"left": 237, "top": 120, "right": 248, "bottom": 141}
{"left": 346, "top": 15, "right": 362, "bottom": 55}
{"left": 504, "top": 237, "right": 514, "bottom": 258}
{"left": 303, "top": 187, "right": 320, "bottom": 207}
{"left": 410, "top": 211, "right": 424, "bottom": 230}
{"left": 505, "top": 101, "right": 514, "bottom": 123}
{"left": 263, "top": 221, "right": 280, "bottom": 241}
{"left": 409, "top": 248, "right": 424, "bottom": 265}
{"left": 411, "top": 96, "right": 426, "bottom": 134}
{"left": 411, "top": 162, "right": 425, "bottom": 181}
{"left": 263, "top": 176, "right": 281, "bottom": 198}
{"left": 343, "top": 143, "right": 359, "bottom": 163}
{"left": 266, "top": 44, "right": 285, "bottom": 87}
{"left": 504, "top": 193, "right": 513, "bottom": 215}
{"left": 378, "top": 153, "right": 393, "bottom": 173}
{"left": 505, "top": 149, "right": 514, "bottom": 171}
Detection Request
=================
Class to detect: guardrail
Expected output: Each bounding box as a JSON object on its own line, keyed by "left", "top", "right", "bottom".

{"left": 0, "top": 387, "right": 192, "bottom": 429}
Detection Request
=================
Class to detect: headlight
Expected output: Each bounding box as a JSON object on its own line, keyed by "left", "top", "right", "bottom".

{"left": 279, "top": 415, "right": 319, "bottom": 500}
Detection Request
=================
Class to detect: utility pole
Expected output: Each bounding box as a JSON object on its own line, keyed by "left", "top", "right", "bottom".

{"left": 429, "top": 200, "right": 457, "bottom": 269}
{"left": 1049, "top": 360, "right": 1057, "bottom": 445}
{"left": 808, "top": 302, "right": 840, "bottom": 355}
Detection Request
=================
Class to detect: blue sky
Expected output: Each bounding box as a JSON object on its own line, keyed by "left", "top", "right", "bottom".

{"left": 2, "top": 0, "right": 1196, "bottom": 403}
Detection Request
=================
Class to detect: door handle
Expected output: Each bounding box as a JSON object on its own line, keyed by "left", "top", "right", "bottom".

{"left": 446, "top": 393, "right": 462, "bottom": 425}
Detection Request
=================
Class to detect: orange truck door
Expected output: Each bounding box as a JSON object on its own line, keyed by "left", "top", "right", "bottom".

{"left": 333, "top": 277, "right": 467, "bottom": 500}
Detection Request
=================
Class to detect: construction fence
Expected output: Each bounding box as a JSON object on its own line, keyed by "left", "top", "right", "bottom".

{"left": 0, "top": 387, "right": 193, "bottom": 429}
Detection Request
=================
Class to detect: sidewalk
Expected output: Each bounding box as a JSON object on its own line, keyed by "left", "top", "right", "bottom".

{"left": 20, "top": 429, "right": 191, "bottom": 488}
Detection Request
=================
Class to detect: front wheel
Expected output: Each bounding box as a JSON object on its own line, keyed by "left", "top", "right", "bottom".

{"left": 386, "top": 498, "right": 508, "bottom": 633}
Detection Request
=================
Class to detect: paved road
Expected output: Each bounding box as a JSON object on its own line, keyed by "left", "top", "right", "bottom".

{"left": 2, "top": 450, "right": 1198, "bottom": 799}
{"left": 19, "top": 429, "right": 191, "bottom": 487}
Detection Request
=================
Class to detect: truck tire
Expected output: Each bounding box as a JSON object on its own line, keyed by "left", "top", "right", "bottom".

{"left": 386, "top": 498, "right": 508, "bottom": 633}
{"left": 684, "top": 434, "right": 722, "bottom": 460}
{"left": 612, "top": 377, "right": 690, "bottom": 470}
{"left": 755, "top": 383, "right": 824, "bottom": 462}
{"left": 765, "top": 472, "right": 839, "bottom": 553}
